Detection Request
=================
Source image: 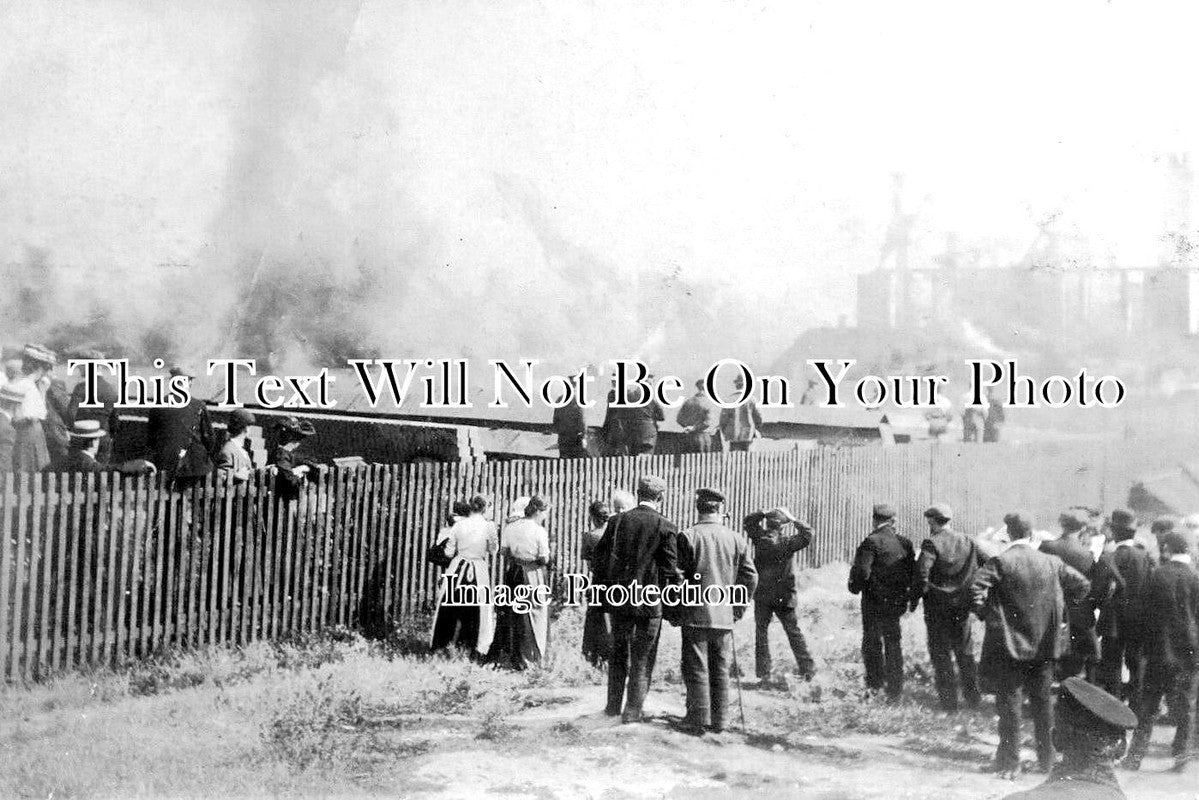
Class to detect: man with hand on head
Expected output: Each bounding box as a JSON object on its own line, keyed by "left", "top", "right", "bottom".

{"left": 745, "top": 506, "right": 815, "bottom": 683}
{"left": 849, "top": 503, "right": 915, "bottom": 701}
{"left": 673, "top": 487, "right": 757, "bottom": 735}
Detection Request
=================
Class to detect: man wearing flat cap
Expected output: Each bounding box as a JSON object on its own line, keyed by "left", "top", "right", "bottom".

{"left": 1001, "top": 677, "right": 1137, "bottom": 799}
{"left": 591, "top": 473, "right": 682, "bottom": 722}
{"left": 145, "top": 365, "right": 217, "bottom": 488}
{"left": 913, "top": 503, "right": 984, "bottom": 711}
{"left": 1123, "top": 530, "right": 1199, "bottom": 773}
{"left": 1041, "top": 509, "right": 1121, "bottom": 681}
{"left": 1097, "top": 508, "right": 1154, "bottom": 701}
{"left": 673, "top": 487, "right": 757, "bottom": 734}
{"left": 744, "top": 505, "right": 816, "bottom": 682}
{"left": 972, "top": 512, "right": 1091, "bottom": 778}
{"left": 849, "top": 503, "right": 916, "bottom": 700}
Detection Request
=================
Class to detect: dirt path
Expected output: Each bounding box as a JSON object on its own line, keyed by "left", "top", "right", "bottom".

{"left": 378, "top": 685, "right": 1195, "bottom": 800}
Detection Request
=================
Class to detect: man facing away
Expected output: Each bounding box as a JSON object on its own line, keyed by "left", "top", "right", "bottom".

{"left": 848, "top": 503, "right": 915, "bottom": 701}
{"left": 1097, "top": 508, "right": 1154, "bottom": 701}
{"left": 913, "top": 503, "right": 983, "bottom": 711}
{"left": 551, "top": 374, "right": 589, "bottom": 459}
{"left": 673, "top": 487, "right": 757, "bottom": 735}
{"left": 972, "top": 511, "right": 1091, "bottom": 779}
{"left": 675, "top": 379, "right": 718, "bottom": 454}
{"left": 744, "top": 506, "right": 816, "bottom": 682}
{"left": 591, "top": 474, "right": 681, "bottom": 723}
{"left": 1123, "top": 531, "right": 1199, "bottom": 773}
{"left": 719, "top": 374, "right": 762, "bottom": 452}
{"left": 1000, "top": 677, "right": 1137, "bottom": 800}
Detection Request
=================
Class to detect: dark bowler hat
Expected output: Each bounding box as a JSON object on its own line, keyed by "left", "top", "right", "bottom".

{"left": 1059, "top": 509, "right": 1089, "bottom": 532}
{"left": 276, "top": 416, "right": 316, "bottom": 437}
{"left": 1057, "top": 677, "right": 1137, "bottom": 735}
{"left": 1003, "top": 511, "right": 1033, "bottom": 536}
{"left": 230, "top": 409, "right": 256, "bottom": 427}
{"left": 872, "top": 503, "right": 896, "bottom": 520}
{"left": 168, "top": 364, "right": 196, "bottom": 379}
{"left": 924, "top": 503, "right": 952, "bottom": 522}
{"left": 1108, "top": 508, "right": 1136, "bottom": 532}
{"left": 68, "top": 419, "right": 107, "bottom": 441}
{"left": 22, "top": 343, "right": 57, "bottom": 367}
{"left": 696, "top": 487, "right": 725, "bottom": 504}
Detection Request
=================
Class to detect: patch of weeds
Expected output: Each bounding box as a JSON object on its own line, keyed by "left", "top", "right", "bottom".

{"left": 262, "top": 675, "right": 366, "bottom": 770}
{"left": 476, "top": 706, "right": 514, "bottom": 741}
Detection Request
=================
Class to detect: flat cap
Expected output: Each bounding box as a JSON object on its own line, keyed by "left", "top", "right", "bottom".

{"left": 872, "top": 504, "right": 896, "bottom": 520}
{"left": 1003, "top": 511, "right": 1033, "bottom": 536}
{"left": 1057, "top": 677, "right": 1137, "bottom": 732}
{"left": 696, "top": 487, "right": 725, "bottom": 504}
{"left": 1108, "top": 508, "right": 1136, "bottom": 531}
{"left": 637, "top": 474, "right": 666, "bottom": 496}
{"left": 1058, "top": 509, "right": 1089, "bottom": 532}
{"left": 924, "top": 504, "right": 952, "bottom": 522}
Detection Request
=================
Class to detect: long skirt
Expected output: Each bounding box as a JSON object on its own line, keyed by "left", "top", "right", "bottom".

{"left": 429, "top": 556, "right": 495, "bottom": 656}
{"left": 490, "top": 560, "right": 549, "bottom": 669}
{"left": 581, "top": 603, "right": 612, "bottom": 666}
{"left": 13, "top": 420, "right": 50, "bottom": 472}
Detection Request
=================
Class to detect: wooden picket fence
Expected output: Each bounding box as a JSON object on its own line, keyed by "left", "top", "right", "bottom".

{"left": 1, "top": 436, "right": 1193, "bottom": 682}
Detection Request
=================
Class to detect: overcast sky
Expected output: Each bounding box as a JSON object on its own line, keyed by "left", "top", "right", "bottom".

{"left": 2, "top": 0, "right": 1198, "bottom": 363}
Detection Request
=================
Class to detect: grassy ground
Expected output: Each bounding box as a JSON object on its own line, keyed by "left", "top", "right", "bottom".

{"left": 0, "top": 563, "right": 1192, "bottom": 799}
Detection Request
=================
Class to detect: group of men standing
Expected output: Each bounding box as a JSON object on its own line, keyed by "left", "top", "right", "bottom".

{"left": 849, "top": 501, "right": 1199, "bottom": 785}
{"left": 551, "top": 374, "right": 764, "bottom": 458}
{"left": 585, "top": 475, "right": 818, "bottom": 734}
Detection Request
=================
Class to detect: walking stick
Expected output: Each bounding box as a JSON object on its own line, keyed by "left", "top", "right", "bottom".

{"left": 730, "top": 625, "right": 747, "bottom": 730}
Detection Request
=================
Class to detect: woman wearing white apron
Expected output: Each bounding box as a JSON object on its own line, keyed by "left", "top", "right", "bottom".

{"left": 498, "top": 495, "right": 552, "bottom": 668}
{"left": 430, "top": 496, "right": 497, "bottom": 657}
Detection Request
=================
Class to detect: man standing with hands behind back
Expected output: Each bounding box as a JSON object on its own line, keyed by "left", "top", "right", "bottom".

{"left": 849, "top": 504, "right": 915, "bottom": 701}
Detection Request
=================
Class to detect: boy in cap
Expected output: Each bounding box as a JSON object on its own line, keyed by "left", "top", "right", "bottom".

{"left": 1123, "top": 530, "right": 1199, "bottom": 773}
{"left": 591, "top": 474, "right": 681, "bottom": 722}
{"left": 1001, "top": 677, "right": 1137, "bottom": 799}
{"left": 673, "top": 487, "right": 757, "bottom": 734}
{"left": 744, "top": 505, "right": 816, "bottom": 682}
{"left": 913, "top": 503, "right": 984, "bottom": 711}
{"left": 849, "top": 503, "right": 916, "bottom": 700}
{"left": 1097, "top": 508, "right": 1154, "bottom": 700}
{"left": 972, "top": 511, "right": 1091, "bottom": 778}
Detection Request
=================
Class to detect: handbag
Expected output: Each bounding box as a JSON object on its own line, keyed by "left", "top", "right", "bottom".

{"left": 427, "top": 536, "right": 453, "bottom": 569}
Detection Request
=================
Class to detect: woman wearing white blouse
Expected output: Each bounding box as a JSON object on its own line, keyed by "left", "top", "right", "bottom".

{"left": 430, "top": 495, "right": 498, "bottom": 656}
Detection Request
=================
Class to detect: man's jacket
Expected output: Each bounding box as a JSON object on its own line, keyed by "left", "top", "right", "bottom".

{"left": 675, "top": 516, "right": 758, "bottom": 629}
{"left": 915, "top": 527, "right": 983, "bottom": 610}
{"left": 592, "top": 504, "right": 681, "bottom": 618}
{"left": 849, "top": 521, "right": 915, "bottom": 610}
{"left": 1142, "top": 559, "right": 1199, "bottom": 673}
{"left": 744, "top": 512, "right": 811, "bottom": 607}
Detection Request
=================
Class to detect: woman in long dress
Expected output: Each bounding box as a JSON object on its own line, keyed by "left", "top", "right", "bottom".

{"left": 580, "top": 499, "right": 613, "bottom": 666}
{"left": 430, "top": 496, "right": 498, "bottom": 657}
{"left": 496, "top": 495, "right": 552, "bottom": 669}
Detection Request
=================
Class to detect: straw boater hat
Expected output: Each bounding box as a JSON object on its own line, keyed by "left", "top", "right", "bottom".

{"left": 68, "top": 419, "right": 107, "bottom": 441}
{"left": 22, "top": 343, "right": 57, "bottom": 367}
{"left": 0, "top": 385, "right": 25, "bottom": 405}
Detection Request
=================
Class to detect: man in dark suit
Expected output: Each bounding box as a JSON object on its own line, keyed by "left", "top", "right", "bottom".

{"left": 745, "top": 506, "right": 815, "bottom": 682}
{"left": 592, "top": 474, "right": 681, "bottom": 722}
{"left": 1123, "top": 531, "right": 1199, "bottom": 773}
{"left": 849, "top": 503, "right": 915, "bottom": 701}
{"left": 972, "top": 511, "right": 1091, "bottom": 779}
{"left": 625, "top": 375, "right": 665, "bottom": 456}
{"left": 1040, "top": 509, "right": 1119, "bottom": 680}
{"left": 62, "top": 420, "right": 156, "bottom": 476}
{"left": 673, "top": 487, "right": 757, "bottom": 734}
{"left": 145, "top": 365, "right": 216, "bottom": 487}
{"left": 1001, "top": 677, "right": 1137, "bottom": 800}
{"left": 550, "top": 374, "right": 589, "bottom": 459}
{"left": 1097, "top": 508, "right": 1155, "bottom": 701}
{"left": 913, "top": 503, "right": 983, "bottom": 711}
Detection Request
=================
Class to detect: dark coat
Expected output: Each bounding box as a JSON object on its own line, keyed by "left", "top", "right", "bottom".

{"left": 915, "top": 527, "right": 983, "bottom": 610}
{"left": 676, "top": 516, "right": 758, "bottom": 629}
{"left": 1040, "top": 536, "right": 1121, "bottom": 632}
{"left": 625, "top": 400, "right": 664, "bottom": 452}
{"left": 270, "top": 444, "right": 323, "bottom": 501}
{"left": 592, "top": 504, "right": 681, "bottom": 618}
{"left": 848, "top": 521, "right": 916, "bottom": 610}
{"left": 551, "top": 402, "right": 585, "bottom": 446}
{"left": 1098, "top": 543, "right": 1155, "bottom": 639}
{"left": 971, "top": 541, "right": 1091, "bottom": 662}
{"left": 745, "top": 512, "right": 812, "bottom": 608}
{"left": 43, "top": 378, "right": 72, "bottom": 468}
{"left": 62, "top": 448, "right": 152, "bottom": 476}
{"left": 1142, "top": 559, "right": 1199, "bottom": 674}
{"left": 145, "top": 399, "right": 215, "bottom": 478}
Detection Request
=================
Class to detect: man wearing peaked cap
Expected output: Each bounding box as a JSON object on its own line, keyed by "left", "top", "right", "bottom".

{"left": 1002, "top": 677, "right": 1137, "bottom": 799}
{"left": 914, "top": 501, "right": 983, "bottom": 711}
{"left": 672, "top": 486, "right": 757, "bottom": 734}
{"left": 849, "top": 503, "right": 915, "bottom": 701}
{"left": 744, "top": 504, "right": 816, "bottom": 682}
